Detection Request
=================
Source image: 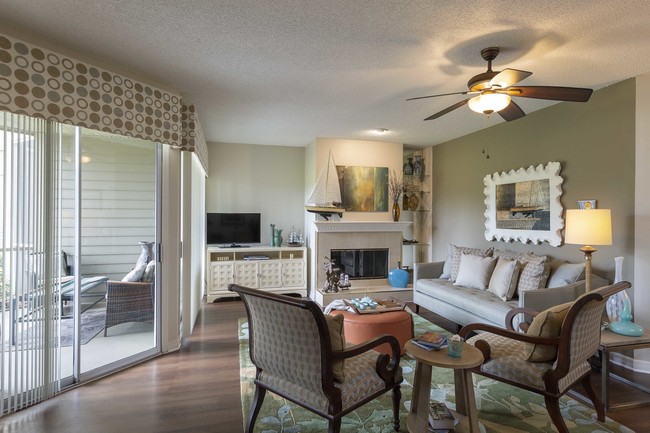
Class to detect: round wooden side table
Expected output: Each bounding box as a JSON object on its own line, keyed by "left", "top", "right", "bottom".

{"left": 404, "top": 339, "right": 484, "bottom": 433}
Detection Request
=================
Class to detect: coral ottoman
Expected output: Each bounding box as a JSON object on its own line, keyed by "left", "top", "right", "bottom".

{"left": 329, "top": 310, "right": 413, "bottom": 355}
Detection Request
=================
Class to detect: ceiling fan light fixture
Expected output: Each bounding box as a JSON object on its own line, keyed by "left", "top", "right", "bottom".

{"left": 468, "top": 93, "right": 511, "bottom": 114}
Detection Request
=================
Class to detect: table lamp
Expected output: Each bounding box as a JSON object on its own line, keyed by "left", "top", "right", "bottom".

{"left": 564, "top": 209, "right": 612, "bottom": 292}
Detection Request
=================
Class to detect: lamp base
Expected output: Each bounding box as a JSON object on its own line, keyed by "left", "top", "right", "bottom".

{"left": 609, "top": 320, "right": 644, "bottom": 337}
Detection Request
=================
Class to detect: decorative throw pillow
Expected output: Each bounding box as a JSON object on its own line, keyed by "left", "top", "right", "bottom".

{"left": 524, "top": 301, "right": 573, "bottom": 362}
{"left": 517, "top": 253, "right": 550, "bottom": 293}
{"left": 488, "top": 257, "right": 521, "bottom": 301}
{"left": 454, "top": 254, "right": 498, "bottom": 290}
{"left": 141, "top": 260, "right": 156, "bottom": 282}
{"left": 440, "top": 243, "right": 453, "bottom": 279}
{"left": 122, "top": 261, "right": 147, "bottom": 282}
{"left": 548, "top": 262, "right": 586, "bottom": 288}
{"left": 449, "top": 244, "right": 493, "bottom": 282}
{"left": 325, "top": 314, "right": 346, "bottom": 382}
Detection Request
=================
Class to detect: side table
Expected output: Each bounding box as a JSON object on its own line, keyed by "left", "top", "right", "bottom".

{"left": 599, "top": 328, "right": 650, "bottom": 411}
{"left": 405, "top": 339, "right": 484, "bottom": 433}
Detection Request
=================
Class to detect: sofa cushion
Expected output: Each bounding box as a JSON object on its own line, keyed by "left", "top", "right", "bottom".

{"left": 455, "top": 254, "right": 497, "bottom": 290}
{"left": 548, "top": 262, "right": 585, "bottom": 288}
{"left": 524, "top": 301, "right": 572, "bottom": 362}
{"left": 488, "top": 257, "right": 521, "bottom": 301}
{"left": 325, "top": 313, "right": 346, "bottom": 382}
{"left": 416, "top": 279, "right": 518, "bottom": 326}
{"left": 449, "top": 244, "right": 493, "bottom": 282}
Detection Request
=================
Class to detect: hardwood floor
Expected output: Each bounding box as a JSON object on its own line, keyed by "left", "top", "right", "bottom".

{"left": 0, "top": 299, "right": 648, "bottom": 432}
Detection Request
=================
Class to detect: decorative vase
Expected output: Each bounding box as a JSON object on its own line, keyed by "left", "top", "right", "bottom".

{"left": 409, "top": 193, "right": 419, "bottom": 211}
{"left": 607, "top": 256, "right": 644, "bottom": 336}
{"left": 388, "top": 262, "right": 409, "bottom": 288}
{"left": 606, "top": 257, "right": 626, "bottom": 323}
{"left": 403, "top": 158, "right": 413, "bottom": 175}
{"left": 273, "top": 228, "right": 283, "bottom": 247}
{"left": 413, "top": 155, "right": 424, "bottom": 176}
{"left": 392, "top": 202, "right": 400, "bottom": 222}
{"left": 402, "top": 193, "right": 410, "bottom": 211}
{"left": 269, "top": 224, "right": 276, "bottom": 246}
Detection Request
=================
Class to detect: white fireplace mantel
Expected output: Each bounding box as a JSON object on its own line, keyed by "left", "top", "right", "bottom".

{"left": 314, "top": 221, "right": 412, "bottom": 233}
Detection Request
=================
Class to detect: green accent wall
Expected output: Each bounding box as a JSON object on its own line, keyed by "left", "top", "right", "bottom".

{"left": 430, "top": 79, "right": 635, "bottom": 280}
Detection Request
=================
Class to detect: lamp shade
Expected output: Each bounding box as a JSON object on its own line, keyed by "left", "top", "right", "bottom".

{"left": 565, "top": 209, "right": 612, "bottom": 246}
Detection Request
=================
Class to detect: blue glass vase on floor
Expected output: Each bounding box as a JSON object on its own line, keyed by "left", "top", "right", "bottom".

{"left": 388, "top": 262, "right": 409, "bottom": 288}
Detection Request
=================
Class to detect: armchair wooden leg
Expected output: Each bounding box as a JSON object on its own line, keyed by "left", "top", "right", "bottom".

{"left": 392, "top": 385, "right": 401, "bottom": 431}
{"left": 544, "top": 395, "right": 569, "bottom": 433}
{"left": 328, "top": 418, "right": 341, "bottom": 433}
{"left": 580, "top": 375, "right": 605, "bottom": 421}
{"left": 246, "top": 385, "right": 266, "bottom": 433}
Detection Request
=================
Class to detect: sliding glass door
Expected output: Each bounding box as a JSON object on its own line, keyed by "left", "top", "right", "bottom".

{"left": 60, "top": 126, "right": 160, "bottom": 381}
{"left": 1, "top": 111, "right": 161, "bottom": 413}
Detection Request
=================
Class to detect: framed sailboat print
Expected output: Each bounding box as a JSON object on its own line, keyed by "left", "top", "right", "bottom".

{"left": 483, "top": 161, "right": 564, "bottom": 246}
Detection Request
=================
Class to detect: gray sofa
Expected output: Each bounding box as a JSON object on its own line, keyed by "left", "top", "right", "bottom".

{"left": 413, "top": 260, "right": 608, "bottom": 329}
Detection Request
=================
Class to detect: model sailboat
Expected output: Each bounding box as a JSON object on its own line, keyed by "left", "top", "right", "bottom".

{"left": 305, "top": 151, "right": 345, "bottom": 220}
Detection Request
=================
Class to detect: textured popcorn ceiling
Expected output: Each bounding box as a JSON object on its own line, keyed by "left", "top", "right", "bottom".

{"left": 1, "top": 0, "right": 650, "bottom": 147}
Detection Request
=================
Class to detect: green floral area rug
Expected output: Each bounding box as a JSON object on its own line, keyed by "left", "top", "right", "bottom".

{"left": 239, "top": 313, "right": 633, "bottom": 433}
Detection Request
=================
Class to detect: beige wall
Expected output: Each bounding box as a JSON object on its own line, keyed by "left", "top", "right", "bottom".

{"left": 206, "top": 142, "right": 305, "bottom": 245}
{"left": 430, "top": 79, "right": 636, "bottom": 283}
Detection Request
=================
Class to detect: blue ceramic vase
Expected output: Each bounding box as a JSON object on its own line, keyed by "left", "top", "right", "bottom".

{"left": 388, "top": 265, "right": 409, "bottom": 288}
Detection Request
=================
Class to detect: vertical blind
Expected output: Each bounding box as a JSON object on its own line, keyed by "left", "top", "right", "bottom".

{"left": 1, "top": 111, "right": 61, "bottom": 413}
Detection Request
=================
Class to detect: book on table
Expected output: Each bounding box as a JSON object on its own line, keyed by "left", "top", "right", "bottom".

{"left": 412, "top": 331, "right": 448, "bottom": 350}
{"left": 428, "top": 402, "right": 458, "bottom": 430}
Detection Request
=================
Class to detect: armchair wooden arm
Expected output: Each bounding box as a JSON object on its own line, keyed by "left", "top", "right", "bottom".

{"left": 505, "top": 307, "right": 542, "bottom": 331}
{"left": 459, "top": 322, "right": 560, "bottom": 347}
{"left": 334, "top": 334, "right": 401, "bottom": 382}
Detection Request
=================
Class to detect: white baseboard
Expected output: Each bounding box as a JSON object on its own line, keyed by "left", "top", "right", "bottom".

{"left": 610, "top": 352, "right": 650, "bottom": 374}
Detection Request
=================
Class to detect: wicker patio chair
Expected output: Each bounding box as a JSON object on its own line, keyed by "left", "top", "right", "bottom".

{"left": 459, "top": 281, "right": 631, "bottom": 433}
{"left": 104, "top": 281, "right": 154, "bottom": 336}
{"left": 229, "top": 284, "right": 403, "bottom": 433}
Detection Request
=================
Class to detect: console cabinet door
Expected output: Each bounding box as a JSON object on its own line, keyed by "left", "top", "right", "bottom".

{"left": 259, "top": 260, "right": 282, "bottom": 289}
{"left": 234, "top": 261, "right": 259, "bottom": 288}
{"left": 282, "top": 260, "right": 305, "bottom": 287}
{"left": 210, "top": 262, "right": 234, "bottom": 293}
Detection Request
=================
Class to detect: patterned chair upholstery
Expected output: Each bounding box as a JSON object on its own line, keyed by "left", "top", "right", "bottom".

{"left": 459, "top": 281, "right": 631, "bottom": 433}
{"left": 229, "top": 284, "right": 403, "bottom": 433}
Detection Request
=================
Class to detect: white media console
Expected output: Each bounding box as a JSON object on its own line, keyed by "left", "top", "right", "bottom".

{"left": 205, "top": 246, "right": 307, "bottom": 302}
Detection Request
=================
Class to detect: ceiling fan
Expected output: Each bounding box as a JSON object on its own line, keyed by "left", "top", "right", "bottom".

{"left": 407, "top": 47, "right": 593, "bottom": 122}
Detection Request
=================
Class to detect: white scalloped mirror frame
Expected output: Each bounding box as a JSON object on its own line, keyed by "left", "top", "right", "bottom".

{"left": 484, "top": 161, "right": 564, "bottom": 246}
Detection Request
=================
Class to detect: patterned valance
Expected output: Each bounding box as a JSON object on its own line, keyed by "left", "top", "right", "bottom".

{"left": 0, "top": 33, "right": 182, "bottom": 146}
{"left": 181, "top": 104, "right": 208, "bottom": 173}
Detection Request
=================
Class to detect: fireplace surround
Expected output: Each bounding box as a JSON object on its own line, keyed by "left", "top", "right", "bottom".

{"left": 312, "top": 221, "right": 410, "bottom": 293}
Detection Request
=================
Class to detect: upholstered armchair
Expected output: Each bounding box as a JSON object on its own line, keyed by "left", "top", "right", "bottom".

{"left": 229, "top": 284, "right": 403, "bottom": 433}
{"left": 459, "top": 281, "right": 631, "bottom": 433}
{"left": 104, "top": 281, "right": 154, "bottom": 336}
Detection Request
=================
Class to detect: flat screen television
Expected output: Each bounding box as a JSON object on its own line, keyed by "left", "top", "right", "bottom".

{"left": 206, "top": 213, "right": 261, "bottom": 247}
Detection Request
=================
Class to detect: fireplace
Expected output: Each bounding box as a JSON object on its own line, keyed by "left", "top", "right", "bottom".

{"left": 331, "top": 248, "right": 388, "bottom": 280}
{"left": 311, "top": 221, "right": 411, "bottom": 291}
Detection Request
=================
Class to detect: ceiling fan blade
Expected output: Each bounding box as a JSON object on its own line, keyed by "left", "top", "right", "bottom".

{"left": 424, "top": 98, "right": 471, "bottom": 120}
{"left": 407, "top": 90, "right": 472, "bottom": 101}
{"left": 489, "top": 68, "right": 532, "bottom": 87}
{"left": 498, "top": 100, "right": 526, "bottom": 122}
{"left": 505, "top": 86, "right": 593, "bottom": 102}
